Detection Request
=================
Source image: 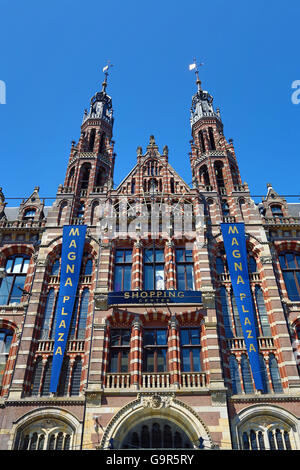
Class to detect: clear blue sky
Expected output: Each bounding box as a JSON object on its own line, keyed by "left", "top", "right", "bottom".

{"left": 1, "top": 0, "right": 299, "bottom": 207}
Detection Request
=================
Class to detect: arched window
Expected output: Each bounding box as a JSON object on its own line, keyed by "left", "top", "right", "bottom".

{"left": 14, "top": 418, "right": 74, "bottom": 450}
{"left": 214, "top": 161, "right": 225, "bottom": 188}
{"left": 220, "top": 287, "right": 234, "bottom": 338}
{"left": 51, "top": 260, "right": 60, "bottom": 276}
{"left": 0, "top": 256, "right": 30, "bottom": 305}
{"left": 83, "top": 259, "right": 93, "bottom": 276}
{"left": 57, "top": 201, "right": 68, "bottom": 226}
{"left": 198, "top": 130, "right": 205, "bottom": 153}
{"left": 269, "top": 354, "right": 283, "bottom": 393}
{"left": 80, "top": 164, "right": 91, "bottom": 190}
{"left": 0, "top": 328, "right": 13, "bottom": 387}
{"left": 241, "top": 354, "right": 254, "bottom": 394}
{"left": 199, "top": 165, "right": 210, "bottom": 187}
{"left": 208, "top": 127, "right": 216, "bottom": 150}
{"left": 57, "top": 357, "right": 70, "bottom": 397}
{"left": 248, "top": 256, "right": 257, "bottom": 273}
{"left": 222, "top": 200, "right": 230, "bottom": 217}
{"left": 77, "top": 289, "right": 89, "bottom": 339}
{"left": 41, "top": 357, "right": 52, "bottom": 396}
{"left": 31, "top": 357, "right": 43, "bottom": 396}
{"left": 70, "top": 357, "right": 82, "bottom": 395}
{"left": 229, "top": 354, "right": 242, "bottom": 394}
{"left": 255, "top": 286, "right": 271, "bottom": 336}
{"left": 231, "top": 290, "right": 243, "bottom": 336}
{"left": 40, "top": 289, "right": 55, "bottom": 339}
{"left": 278, "top": 252, "right": 300, "bottom": 301}
{"left": 77, "top": 203, "right": 85, "bottom": 219}
{"left": 259, "top": 354, "right": 270, "bottom": 394}
{"left": 88, "top": 128, "right": 96, "bottom": 152}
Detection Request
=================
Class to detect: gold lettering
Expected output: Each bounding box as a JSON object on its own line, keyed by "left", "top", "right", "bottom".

{"left": 178, "top": 291, "right": 184, "bottom": 297}
{"left": 228, "top": 225, "right": 238, "bottom": 234}
{"left": 240, "top": 293, "right": 246, "bottom": 301}
{"left": 156, "top": 291, "right": 163, "bottom": 297}
{"left": 58, "top": 332, "right": 65, "bottom": 342}
{"left": 244, "top": 317, "right": 251, "bottom": 325}
{"left": 124, "top": 292, "right": 130, "bottom": 299}
{"left": 141, "top": 292, "right": 148, "bottom": 298}
{"left": 149, "top": 291, "right": 156, "bottom": 297}
{"left": 69, "top": 228, "right": 79, "bottom": 236}
{"left": 246, "top": 330, "right": 253, "bottom": 339}
{"left": 249, "top": 344, "right": 256, "bottom": 353}
{"left": 64, "top": 277, "right": 73, "bottom": 287}
{"left": 58, "top": 320, "right": 66, "bottom": 329}
{"left": 168, "top": 291, "right": 176, "bottom": 297}
{"left": 131, "top": 292, "right": 139, "bottom": 298}
{"left": 63, "top": 296, "right": 70, "bottom": 303}
{"left": 68, "top": 252, "right": 76, "bottom": 261}
{"left": 61, "top": 307, "right": 68, "bottom": 316}
{"left": 69, "top": 239, "right": 77, "bottom": 248}
{"left": 55, "top": 347, "right": 63, "bottom": 355}
{"left": 232, "top": 237, "right": 239, "bottom": 246}
{"left": 232, "top": 250, "right": 241, "bottom": 258}
{"left": 237, "top": 275, "right": 245, "bottom": 284}
{"left": 234, "top": 262, "right": 243, "bottom": 271}
{"left": 242, "top": 305, "right": 249, "bottom": 312}
{"left": 66, "top": 264, "right": 74, "bottom": 273}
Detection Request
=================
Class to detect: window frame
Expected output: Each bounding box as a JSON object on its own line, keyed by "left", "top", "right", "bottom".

{"left": 0, "top": 255, "right": 30, "bottom": 305}
{"left": 109, "top": 328, "right": 131, "bottom": 373}
{"left": 142, "top": 328, "right": 168, "bottom": 373}
{"left": 113, "top": 248, "right": 133, "bottom": 292}
{"left": 180, "top": 328, "right": 202, "bottom": 372}
{"left": 175, "top": 248, "right": 195, "bottom": 291}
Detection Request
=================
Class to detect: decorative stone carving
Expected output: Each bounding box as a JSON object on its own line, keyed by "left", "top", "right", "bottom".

{"left": 202, "top": 288, "right": 216, "bottom": 309}
{"left": 138, "top": 392, "right": 174, "bottom": 410}
{"left": 94, "top": 290, "right": 108, "bottom": 310}
{"left": 261, "top": 255, "right": 273, "bottom": 265}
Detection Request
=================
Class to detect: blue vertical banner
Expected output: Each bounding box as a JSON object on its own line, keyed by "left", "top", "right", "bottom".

{"left": 50, "top": 225, "right": 87, "bottom": 393}
{"left": 220, "top": 223, "right": 263, "bottom": 391}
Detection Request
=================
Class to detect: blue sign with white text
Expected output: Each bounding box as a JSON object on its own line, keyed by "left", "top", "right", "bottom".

{"left": 220, "top": 223, "right": 263, "bottom": 391}
{"left": 49, "top": 225, "right": 87, "bottom": 393}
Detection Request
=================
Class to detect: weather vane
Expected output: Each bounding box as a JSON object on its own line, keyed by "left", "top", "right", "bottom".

{"left": 189, "top": 58, "right": 204, "bottom": 90}
{"left": 101, "top": 61, "right": 114, "bottom": 91}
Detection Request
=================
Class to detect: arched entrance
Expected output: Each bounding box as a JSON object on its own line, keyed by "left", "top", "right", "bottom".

{"left": 120, "top": 417, "right": 193, "bottom": 449}
{"left": 100, "top": 393, "right": 213, "bottom": 450}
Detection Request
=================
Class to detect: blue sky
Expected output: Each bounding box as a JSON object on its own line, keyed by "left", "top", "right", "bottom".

{"left": 1, "top": 0, "right": 299, "bottom": 207}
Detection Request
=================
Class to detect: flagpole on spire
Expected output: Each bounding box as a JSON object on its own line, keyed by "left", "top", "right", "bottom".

{"left": 189, "top": 58, "right": 204, "bottom": 92}
{"left": 102, "top": 61, "right": 113, "bottom": 92}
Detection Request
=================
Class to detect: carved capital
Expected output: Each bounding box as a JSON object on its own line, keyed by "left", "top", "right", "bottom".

{"left": 94, "top": 289, "right": 108, "bottom": 310}
{"left": 138, "top": 392, "right": 175, "bottom": 410}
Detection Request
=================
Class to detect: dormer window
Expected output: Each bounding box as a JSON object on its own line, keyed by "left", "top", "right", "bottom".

{"left": 271, "top": 205, "right": 283, "bottom": 218}
{"left": 23, "top": 209, "right": 36, "bottom": 221}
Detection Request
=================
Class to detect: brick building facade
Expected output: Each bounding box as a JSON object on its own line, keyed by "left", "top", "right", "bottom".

{"left": 0, "top": 71, "right": 300, "bottom": 451}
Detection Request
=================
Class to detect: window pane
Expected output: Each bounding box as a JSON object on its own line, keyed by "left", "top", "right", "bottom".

{"left": 155, "top": 250, "right": 164, "bottom": 263}
{"left": 111, "top": 330, "right": 121, "bottom": 346}
{"left": 22, "top": 259, "right": 30, "bottom": 273}
{"left": 186, "top": 250, "right": 193, "bottom": 261}
{"left": 115, "top": 250, "right": 124, "bottom": 263}
{"left": 192, "top": 349, "right": 201, "bottom": 371}
{"left": 278, "top": 255, "right": 287, "bottom": 269}
{"left": 10, "top": 275, "right": 26, "bottom": 303}
{"left": 144, "top": 249, "right": 153, "bottom": 263}
{"left": 286, "top": 253, "right": 296, "bottom": 269}
{"left": 145, "top": 350, "right": 154, "bottom": 372}
{"left": 123, "top": 265, "right": 132, "bottom": 291}
{"left": 114, "top": 266, "right": 124, "bottom": 292}
{"left": 121, "top": 351, "right": 129, "bottom": 372}
{"left": 190, "top": 329, "right": 200, "bottom": 344}
{"left": 186, "top": 265, "right": 194, "bottom": 290}
{"left": 176, "top": 249, "right": 184, "bottom": 262}
{"left": 144, "top": 330, "right": 155, "bottom": 345}
{"left": 110, "top": 350, "right": 118, "bottom": 372}
{"left": 177, "top": 265, "right": 185, "bottom": 290}
{"left": 121, "top": 329, "right": 130, "bottom": 346}
{"left": 155, "top": 267, "right": 165, "bottom": 290}
{"left": 180, "top": 330, "right": 189, "bottom": 345}
{"left": 216, "top": 257, "right": 224, "bottom": 274}
{"left": 13, "top": 257, "right": 23, "bottom": 273}
{"left": 283, "top": 272, "right": 300, "bottom": 301}
{"left": 144, "top": 265, "right": 154, "bottom": 290}
{"left": 0, "top": 277, "right": 13, "bottom": 305}
{"left": 182, "top": 349, "right": 190, "bottom": 372}
{"left": 5, "top": 259, "right": 13, "bottom": 273}
{"left": 124, "top": 250, "right": 132, "bottom": 263}
{"left": 157, "top": 349, "right": 166, "bottom": 372}
{"left": 156, "top": 329, "right": 167, "bottom": 345}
